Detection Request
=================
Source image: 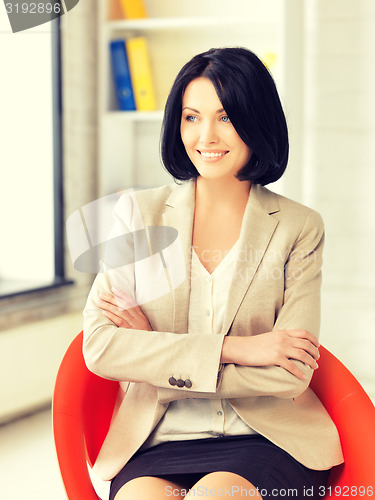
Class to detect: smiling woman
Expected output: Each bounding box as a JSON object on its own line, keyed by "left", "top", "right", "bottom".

{"left": 161, "top": 47, "right": 288, "bottom": 186}
{"left": 180, "top": 77, "right": 252, "bottom": 183}
{"left": 82, "top": 47, "right": 343, "bottom": 500}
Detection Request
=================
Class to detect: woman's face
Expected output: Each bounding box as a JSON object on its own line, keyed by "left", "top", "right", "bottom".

{"left": 180, "top": 77, "right": 252, "bottom": 181}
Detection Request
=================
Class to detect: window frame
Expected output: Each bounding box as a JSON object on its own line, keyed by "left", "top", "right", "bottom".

{"left": 52, "top": 16, "right": 65, "bottom": 283}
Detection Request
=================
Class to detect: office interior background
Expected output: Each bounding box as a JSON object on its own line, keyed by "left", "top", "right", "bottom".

{"left": 0, "top": 0, "right": 374, "bottom": 498}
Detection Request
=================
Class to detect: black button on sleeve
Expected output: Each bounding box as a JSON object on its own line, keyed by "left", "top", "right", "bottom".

{"left": 168, "top": 377, "right": 177, "bottom": 386}
{"left": 184, "top": 379, "right": 192, "bottom": 388}
{"left": 176, "top": 378, "right": 185, "bottom": 387}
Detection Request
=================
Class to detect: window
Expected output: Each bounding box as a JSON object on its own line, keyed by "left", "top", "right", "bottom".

{"left": 0, "top": 11, "right": 67, "bottom": 297}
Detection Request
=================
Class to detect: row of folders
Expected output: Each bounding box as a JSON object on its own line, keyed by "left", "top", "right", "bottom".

{"left": 110, "top": 37, "right": 156, "bottom": 111}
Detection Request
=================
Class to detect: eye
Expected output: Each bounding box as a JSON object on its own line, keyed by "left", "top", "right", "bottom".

{"left": 185, "top": 115, "right": 198, "bottom": 122}
{"left": 220, "top": 115, "right": 230, "bottom": 123}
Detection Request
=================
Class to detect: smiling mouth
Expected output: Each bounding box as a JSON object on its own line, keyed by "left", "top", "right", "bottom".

{"left": 197, "top": 151, "right": 229, "bottom": 158}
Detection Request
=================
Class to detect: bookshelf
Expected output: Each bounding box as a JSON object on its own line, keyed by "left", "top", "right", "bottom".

{"left": 98, "top": 0, "right": 301, "bottom": 197}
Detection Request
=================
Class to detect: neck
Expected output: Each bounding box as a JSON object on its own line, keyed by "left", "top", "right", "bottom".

{"left": 195, "top": 176, "right": 251, "bottom": 208}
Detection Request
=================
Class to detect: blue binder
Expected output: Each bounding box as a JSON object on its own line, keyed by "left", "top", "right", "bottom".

{"left": 109, "top": 39, "right": 136, "bottom": 111}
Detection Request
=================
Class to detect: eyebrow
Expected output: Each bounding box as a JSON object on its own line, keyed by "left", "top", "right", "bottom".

{"left": 182, "top": 107, "right": 225, "bottom": 114}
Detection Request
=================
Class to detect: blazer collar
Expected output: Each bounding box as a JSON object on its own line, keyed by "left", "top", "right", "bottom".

{"left": 162, "top": 181, "right": 196, "bottom": 333}
{"left": 222, "top": 183, "right": 280, "bottom": 335}
{"left": 162, "top": 179, "right": 280, "bottom": 335}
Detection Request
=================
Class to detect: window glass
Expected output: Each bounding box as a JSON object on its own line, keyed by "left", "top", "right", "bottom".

{"left": 0, "top": 9, "right": 60, "bottom": 296}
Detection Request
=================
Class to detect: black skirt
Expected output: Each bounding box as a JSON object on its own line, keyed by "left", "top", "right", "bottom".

{"left": 109, "top": 435, "right": 330, "bottom": 500}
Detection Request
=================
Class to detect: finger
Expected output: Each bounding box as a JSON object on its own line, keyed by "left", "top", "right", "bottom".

{"left": 102, "top": 310, "right": 132, "bottom": 328}
{"left": 111, "top": 287, "right": 138, "bottom": 306}
{"left": 96, "top": 297, "right": 119, "bottom": 314}
{"left": 286, "top": 329, "right": 320, "bottom": 348}
{"left": 280, "top": 359, "right": 307, "bottom": 380}
{"left": 98, "top": 293, "right": 134, "bottom": 315}
{"left": 97, "top": 298, "right": 134, "bottom": 323}
{"left": 111, "top": 288, "right": 140, "bottom": 312}
{"left": 305, "top": 331, "right": 320, "bottom": 349}
{"left": 291, "top": 349, "right": 319, "bottom": 370}
{"left": 98, "top": 292, "right": 119, "bottom": 307}
{"left": 285, "top": 341, "right": 319, "bottom": 369}
{"left": 98, "top": 292, "right": 134, "bottom": 315}
{"left": 111, "top": 287, "right": 138, "bottom": 307}
{"left": 294, "top": 339, "right": 320, "bottom": 360}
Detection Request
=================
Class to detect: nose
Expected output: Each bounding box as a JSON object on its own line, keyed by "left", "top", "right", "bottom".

{"left": 199, "top": 120, "right": 219, "bottom": 144}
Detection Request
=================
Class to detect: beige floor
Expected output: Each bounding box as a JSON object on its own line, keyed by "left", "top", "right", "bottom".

{"left": 0, "top": 408, "right": 109, "bottom": 500}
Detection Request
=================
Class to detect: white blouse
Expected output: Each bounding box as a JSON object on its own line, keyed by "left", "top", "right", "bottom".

{"left": 141, "top": 241, "right": 257, "bottom": 450}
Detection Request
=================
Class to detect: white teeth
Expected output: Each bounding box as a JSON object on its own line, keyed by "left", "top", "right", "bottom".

{"left": 199, "top": 151, "right": 227, "bottom": 158}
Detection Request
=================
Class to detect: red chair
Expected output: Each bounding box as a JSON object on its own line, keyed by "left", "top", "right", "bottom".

{"left": 53, "top": 331, "right": 119, "bottom": 499}
{"left": 310, "top": 346, "right": 375, "bottom": 495}
{"left": 53, "top": 332, "right": 375, "bottom": 499}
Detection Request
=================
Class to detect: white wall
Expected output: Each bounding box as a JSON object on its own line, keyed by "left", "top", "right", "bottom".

{"left": 0, "top": 313, "right": 81, "bottom": 423}
{"left": 303, "top": 0, "right": 375, "bottom": 400}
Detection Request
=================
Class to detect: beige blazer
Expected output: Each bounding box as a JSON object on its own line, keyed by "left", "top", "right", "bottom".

{"left": 83, "top": 179, "right": 344, "bottom": 481}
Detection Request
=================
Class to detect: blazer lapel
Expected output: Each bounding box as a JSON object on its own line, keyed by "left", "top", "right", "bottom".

{"left": 221, "top": 184, "right": 280, "bottom": 336}
{"left": 161, "top": 180, "right": 196, "bottom": 334}
{"left": 159, "top": 180, "right": 280, "bottom": 338}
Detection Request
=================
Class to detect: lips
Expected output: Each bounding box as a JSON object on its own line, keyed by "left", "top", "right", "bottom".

{"left": 197, "top": 150, "right": 229, "bottom": 158}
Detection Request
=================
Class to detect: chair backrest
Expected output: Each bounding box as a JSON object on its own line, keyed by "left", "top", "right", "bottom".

{"left": 310, "top": 346, "right": 375, "bottom": 493}
{"left": 53, "top": 331, "right": 118, "bottom": 499}
{"left": 53, "top": 333, "right": 375, "bottom": 499}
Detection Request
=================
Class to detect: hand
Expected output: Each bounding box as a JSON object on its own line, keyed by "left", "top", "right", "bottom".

{"left": 96, "top": 287, "right": 153, "bottom": 331}
{"left": 221, "top": 329, "right": 320, "bottom": 380}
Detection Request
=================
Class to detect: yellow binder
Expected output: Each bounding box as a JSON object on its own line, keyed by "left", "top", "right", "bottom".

{"left": 126, "top": 37, "right": 156, "bottom": 111}
{"left": 119, "top": 0, "right": 147, "bottom": 19}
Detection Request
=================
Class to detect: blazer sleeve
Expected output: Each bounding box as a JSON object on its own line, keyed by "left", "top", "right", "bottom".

{"left": 82, "top": 195, "right": 225, "bottom": 394}
{"left": 158, "top": 209, "right": 324, "bottom": 403}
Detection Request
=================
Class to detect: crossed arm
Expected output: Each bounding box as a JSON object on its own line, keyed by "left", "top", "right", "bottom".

{"left": 95, "top": 287, "right": 319, "bottom": 403}
{"left": 84, "top": 209, "right": 324, "bottom": 402}
{"left": 97, "top": 287, "right": 319, "bottom": 381}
